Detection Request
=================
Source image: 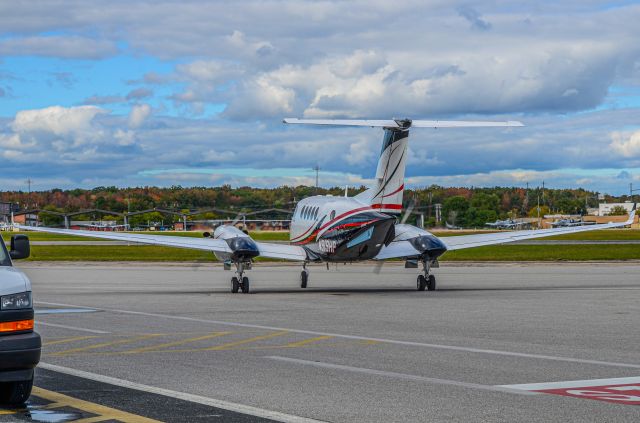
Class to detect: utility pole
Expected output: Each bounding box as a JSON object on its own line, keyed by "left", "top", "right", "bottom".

{"left": 26, "top": 178, "right": 32, "bottom": 209}
{"left": 537, "top": 188, "right": 541, "bottom": 228}
{"left": 629, "top": 183, "right": 640, "bottom": 207}
{"left": 524, "top": 182, "right": 529, "bottom": 215}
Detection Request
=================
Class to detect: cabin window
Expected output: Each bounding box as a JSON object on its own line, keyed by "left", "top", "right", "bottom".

{"left": 330, "top": 210, "right": 336, "bottom": 220}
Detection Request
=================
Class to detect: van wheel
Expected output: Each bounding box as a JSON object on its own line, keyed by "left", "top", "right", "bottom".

{"left": 0, "top": 375, "right": 34, "bottom": 406}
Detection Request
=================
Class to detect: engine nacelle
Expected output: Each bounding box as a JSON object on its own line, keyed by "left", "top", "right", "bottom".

{"left": 211, "top": 225, "right": 260, "bottom": 262}
{"left": 393, "top": 224, "right": 447, "bottom": 260}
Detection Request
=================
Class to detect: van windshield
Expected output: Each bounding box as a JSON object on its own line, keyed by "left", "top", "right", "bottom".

{"left": 0, "top": 237, "right": 10, "bottom": 266}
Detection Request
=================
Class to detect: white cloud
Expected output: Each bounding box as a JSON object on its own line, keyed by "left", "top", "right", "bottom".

{"left": 0, "top": 105, "right": 141, "bottom": 165}
{"left": 128, "top": 104, "right": 151, "bottom": 129}
{"left": 11, "top": 106, "right": 106, "bottom": 142}
{"left": 0, "top": 36, "right": 116, "bottom": 59}
{"left": 2, "top": 1, "right": 640, "bottom": 194}
{"left": 610, "top": 130, "right": 640, "bottom": 158}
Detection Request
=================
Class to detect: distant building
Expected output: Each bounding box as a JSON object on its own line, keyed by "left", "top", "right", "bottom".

{"left": 597, "top": 202, "right": 636, "bottom": 216}
{"left": 0, "top": 202, "right": 19, "bottom": 221}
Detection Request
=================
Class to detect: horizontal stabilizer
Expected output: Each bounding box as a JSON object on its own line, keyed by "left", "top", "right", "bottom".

{"left": 411, "top": 120, "right": 523, "bottom": 128}
{"left": 283, "top": 118, "right": 524, "bottom": 128}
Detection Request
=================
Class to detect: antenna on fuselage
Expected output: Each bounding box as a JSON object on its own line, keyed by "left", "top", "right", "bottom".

{"left": 344, "top": 185, "right": 348, "bottom": 197}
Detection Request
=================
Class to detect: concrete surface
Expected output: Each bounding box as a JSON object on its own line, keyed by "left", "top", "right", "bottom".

{"left": 11, "top": 263, "right": 640, "bottom": 422}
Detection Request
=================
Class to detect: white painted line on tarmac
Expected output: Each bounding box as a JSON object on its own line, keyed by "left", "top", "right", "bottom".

{"left": 36, "top": 300, "right": 640, "bottom": 369}
{"left": 499, "top": 376, "right": 640, "bottom": 391}
{"left": 266, "top": 356, "right": 537, "bottom": 396}
{"left": 38, "top": 362, "right": 325, "bottom": 423}
{"left": 36, "top": 308, "right": 98, "bottom": 314}
{"left": 36, "top": 321, "right": 110, "bottom": 334}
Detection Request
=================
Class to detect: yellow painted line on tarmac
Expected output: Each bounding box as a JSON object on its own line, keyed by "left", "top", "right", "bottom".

{"left": 0, "top": 409, "right": 17, "bottom": 415}
{"left": 282, "top": 335, "right": 334, "bottom": 348}
{"left": 33, "top": 387, "right": 161, "bottom": 422}
{"left": 359, "top": 339, "right": 382, "bottom": 345}
{"left": 43, "top": 335, "right": 100, "bottom": 346}
{"left": 169, "top": 330, "right": 290, "bottom": 352}
{"left": 51, "top": 334, "right": 163, "bottom": 356}
{"left": 124, "top": 331, "right": 232, "bottom": 354}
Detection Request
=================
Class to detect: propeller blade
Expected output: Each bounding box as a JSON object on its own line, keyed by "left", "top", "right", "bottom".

{"left": 230, "top": 212, "right": 245, "bottom": 227}
{"left": 400, "top": 199, "right": 415, "bottom": 225}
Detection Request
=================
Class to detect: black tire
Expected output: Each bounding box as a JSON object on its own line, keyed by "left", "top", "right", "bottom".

{"left": 231, "top": 277, "right": 239, "bottom": 293}
{"left": 300, "top": 271, "right": 308, "bottom": 288}
{"left": 241, "top": 276, "right": 250, "bottom": 293}
{"left": 0, "top": 376, "right": 33, "bottom": 406}
{"left": 427, "top": 275, "right": 436, "bottom": 291}
{"left": 417, "top": 275, "right": 427, "bottom": 291}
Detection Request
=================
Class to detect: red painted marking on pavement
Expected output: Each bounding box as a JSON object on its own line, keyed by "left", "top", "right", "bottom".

{"left": 536, "top": 383, "right": 640, "bottom": 405}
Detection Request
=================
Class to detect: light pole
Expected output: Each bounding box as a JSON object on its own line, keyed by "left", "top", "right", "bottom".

{"left": 630, "top": 183, "right": 640, "bottom": 206}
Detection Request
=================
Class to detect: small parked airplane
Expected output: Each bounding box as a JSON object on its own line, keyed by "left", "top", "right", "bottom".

{"left": 18, "top": 118, "right": 636, "bottom": 293}
{"left": 485, "top": 219, "right": 529, "bottom": 230}
{"left": 550, "top": 218, "right": 597, "bottom": 227}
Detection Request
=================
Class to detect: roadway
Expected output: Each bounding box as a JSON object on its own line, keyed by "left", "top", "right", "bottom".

{"left": 4, "top": 263, "right": 640, "bottom": 422}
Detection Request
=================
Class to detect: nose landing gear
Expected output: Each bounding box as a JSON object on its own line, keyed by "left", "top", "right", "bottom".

{"left": 231, "top": 261, "right": 251, "bottom": 293}
{"left": 417, "top": 259, "right": 436, "bottom": 292}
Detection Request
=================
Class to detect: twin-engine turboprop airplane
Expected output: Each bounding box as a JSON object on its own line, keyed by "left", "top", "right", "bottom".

{"left": 18, "top": 118, "right": 636, "bottom": 293}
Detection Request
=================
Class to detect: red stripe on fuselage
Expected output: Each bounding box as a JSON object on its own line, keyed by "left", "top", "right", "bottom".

{"left": 381, "top": 184, "right": 404, "bottom": 198}
{"left": 291, "top": 206, "right": 374, "bottom": 244}
{"left": 290, "top": 222, "right": 317, "bottom": 242}
{"left": 371, "top": 203, "right": 402, "bottom": 210}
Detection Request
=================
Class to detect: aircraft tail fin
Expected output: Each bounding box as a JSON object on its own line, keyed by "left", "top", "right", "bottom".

{"left": 283, "top": 118, "right": 524, "bottom": 215}
{"left": 354, "top": 124, "right": 410, "bottom": 214}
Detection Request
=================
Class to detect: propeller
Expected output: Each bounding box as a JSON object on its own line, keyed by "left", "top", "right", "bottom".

{"left": 230, "top": 211, "right": 248, "bottom": 234}
{"left": 373, "top": 199, "right": 415, "bottom": 274}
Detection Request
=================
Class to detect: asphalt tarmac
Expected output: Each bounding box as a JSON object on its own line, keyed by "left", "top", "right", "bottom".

{"left": 6, "top": 262, "right": 640, "bottom": 422}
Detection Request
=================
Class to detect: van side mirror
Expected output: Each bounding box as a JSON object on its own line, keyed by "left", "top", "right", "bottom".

{"left": 9, "top": 235, "right": 30, "bottom": 260}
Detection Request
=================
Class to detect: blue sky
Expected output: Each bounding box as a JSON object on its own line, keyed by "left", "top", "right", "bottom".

{"left": 1, "top": 0, "right": 640, "bottom": 195}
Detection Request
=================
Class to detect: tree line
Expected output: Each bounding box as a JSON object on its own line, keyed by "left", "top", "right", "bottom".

{"left": 0, "top": 185, "right": 631, "bottom": 228}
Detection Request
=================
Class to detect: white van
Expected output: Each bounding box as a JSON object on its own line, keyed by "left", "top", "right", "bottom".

{"left": 0, "top": 235, "right": 41, "bottom": 405}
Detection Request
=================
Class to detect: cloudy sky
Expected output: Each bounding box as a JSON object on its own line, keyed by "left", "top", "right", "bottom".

{"left": 1, "top": 0, "right": 640, "bottom": 194}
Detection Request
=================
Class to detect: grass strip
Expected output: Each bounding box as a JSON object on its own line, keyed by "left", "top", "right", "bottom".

{"left": 20, "top": 244, "right": 640, "bottom": 262}
{"left": 2, "top": 230, "right": 289, "bottom": 242}
{"left": 441, "top": 244, "right": 640, "bottom": 261}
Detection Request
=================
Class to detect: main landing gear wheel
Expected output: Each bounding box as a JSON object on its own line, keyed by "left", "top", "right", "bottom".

{"left": 427, "top": 275, "right": 436, "bottom": 291}
{"left": 231, "top": 262, "right": 250, "bottom": 294}
{"left": 417, "top": 275, "right": 427, "bottom": 291}
{"left": 231, "top": 277, "right": 239, "bottom": 293}
{"left": 241, "top": 276, "right": 250, "bottom": 294}
{"left": 300, "top": 270, "right": 308, "bottom": 288}
{"left": 420, "top": 259, "right": 437, "bottom": 292}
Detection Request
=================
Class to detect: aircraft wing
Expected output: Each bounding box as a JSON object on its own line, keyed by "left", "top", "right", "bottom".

{"left": 442, "top": 212, "right": 634, "bottom": 250}
{"left": 374, "top": 210, "right": 635, "bottom": 259}
{"left": 15, "top": 225, "right": 308, "bottom": 261}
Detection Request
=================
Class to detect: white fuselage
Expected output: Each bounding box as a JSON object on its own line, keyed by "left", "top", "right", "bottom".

{"left": 290, "top": 195, "right": 371, "bottom": 245}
